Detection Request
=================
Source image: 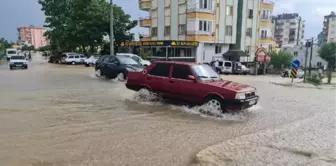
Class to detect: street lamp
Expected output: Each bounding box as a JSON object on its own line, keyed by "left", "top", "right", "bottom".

{"left": 110, "top": 0, "right": 114, "bottom": 56}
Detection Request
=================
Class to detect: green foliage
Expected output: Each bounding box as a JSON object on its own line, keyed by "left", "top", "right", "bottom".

{"left": 140, "top": 49, "right": 152, "bottom": 60}
{"left": 21, "top": 45, "right": 35, "bottom": 51}
{"left": 38, "top": 0, "right": 137, "bottom": 54}
{"left": 269, "top": 51, "right": 293, "bottom": 69}
{"left": 0, "top": 38, "right": 11, "bottom": 53}
{"left": 318, "top": 42, "right": 336, "bottom": 84}
{"left": 307, "top": 74, "right": 323, "bottom": 86}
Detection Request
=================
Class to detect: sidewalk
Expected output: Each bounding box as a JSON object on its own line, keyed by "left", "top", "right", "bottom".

{"left": 270, "top": 78, "right": 336, "bottom": 89}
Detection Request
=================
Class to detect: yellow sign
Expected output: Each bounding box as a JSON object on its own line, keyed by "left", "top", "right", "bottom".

{"left": 119, "top": 41, "right": 199, "bottom": 47}
{"left": 290, "top": 68, "right": 297, "bottom": 79}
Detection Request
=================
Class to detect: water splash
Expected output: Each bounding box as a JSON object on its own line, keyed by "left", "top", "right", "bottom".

{"left": 131, "top": 89, "right": 259, "bottom": 121}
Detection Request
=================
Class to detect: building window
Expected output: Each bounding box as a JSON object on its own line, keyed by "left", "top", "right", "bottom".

{"left": 178, "top": 24, "right": 186, "bottom": 35}
{"left": 317, "top": 62, "right": 322, "bottom": 67}
{"left": 199, "top": 0, "right": 212, "bottom": 10}
{"left": 164, "top": 26, "right": 170, "bottom": 36}
{"left": 151, "top": 27, "right": 157, "bottom": 37}
{"left": 248, "top": 9, "right": 253, "bottom": 19}
{"left": 246, "top": 28, "right": 252, "bottom": 37}
{"left": 215, "top": 46, "right": 222, "bottom": 54}
{"left": 225, "top": 25, "right": 232, "bottom": 36}
{"left": 294, "top": 51, "right": 298, "bottom": 56}
{"left": 245, "top": 46, "right": 251, "bottom": 54}
{"left": 198, "top": 20, "right": 213, "bottom": 32}
{"left": 226, "top": 5, "right": 233, "bottom": 16}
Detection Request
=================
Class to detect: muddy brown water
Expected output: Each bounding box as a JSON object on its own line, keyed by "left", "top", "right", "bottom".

{"left": 0, "top": 54, "right": 335, "bottom": 166}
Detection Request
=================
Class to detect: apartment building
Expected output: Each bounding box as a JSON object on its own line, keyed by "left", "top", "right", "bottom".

{"left": 17, "top": 26, "right": 48, "bottom": 48}
{"left": 258, "top": 0, "right": 276, "bottom": 52}
{"left": 273, "top": 13, "right": 305, "bottom": 47}
{"left": 320, "top": 12, "right": 336, "bottom": 44}
{"left": 137, "top": 0, "right": 262, "bottom": 63}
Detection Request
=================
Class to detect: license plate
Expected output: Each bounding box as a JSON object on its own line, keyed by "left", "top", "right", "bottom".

{"left": 16, "top": 65, "right": 22, "bottom": 67}
{"left": 249, "top": 99, "right": 256, "bottom": 105}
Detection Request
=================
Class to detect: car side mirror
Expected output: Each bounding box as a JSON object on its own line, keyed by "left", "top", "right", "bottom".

{"left": 187, "top": 75, "right": 196, "bottom": 82}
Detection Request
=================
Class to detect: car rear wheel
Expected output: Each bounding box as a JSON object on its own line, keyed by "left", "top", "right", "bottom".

{"left": 72, "top": 61, "right": 76, "bottom": 65}
{"left": 204, "top": 96, "right": 225, "bottom": 116}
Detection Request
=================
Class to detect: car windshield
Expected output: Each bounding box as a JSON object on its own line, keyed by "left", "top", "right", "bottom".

{"left": 191, "top": 64, "right": 221, "bottom": 80}
{"left": 10, "top": 56, "right": 25, "bottom": 60}
{"left": 117, "top": 56, "right": 140, "bottom": 65}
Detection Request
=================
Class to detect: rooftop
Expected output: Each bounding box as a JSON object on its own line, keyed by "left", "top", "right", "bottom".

{"left": 276, "top": 13, "right": 300, "bottom": 20}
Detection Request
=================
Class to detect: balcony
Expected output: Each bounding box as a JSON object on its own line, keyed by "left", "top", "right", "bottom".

{"left": 262, "top": 1, "right": 274, "bottom": 9}
{"left": 260, "top": 36, "right": 274, "bottom": 44}
{"left": 139, "top": 16, "right": 151, "bottom": 27}
{"left": 139, "top": 0, "right": 151, "bottom": 11}
{"left": 139, "top": 34, "right": 151, "bottom": 41}
{"left": 187, "top": 8, "right": 215, "bottom": 14}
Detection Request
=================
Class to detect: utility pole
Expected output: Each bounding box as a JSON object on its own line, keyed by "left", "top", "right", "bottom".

{"left": 308, "top": 37, "right": 314, "bottom": 76}
{"left": 110, "top": 0, "right": 114, "bottom": 56}
{"left": 303, "top": 41, "right": 310, "bottom": 83}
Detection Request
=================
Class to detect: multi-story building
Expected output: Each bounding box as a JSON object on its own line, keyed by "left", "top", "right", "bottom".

{"left": 317, "top": 12, "right": 336, "bottom": 46}
{"left": 258, "top": 0, "right": 276, "bottom": 52}
{"left": 273, "top": 13, "right": 305, "bottom": 47}
{"left": 137, "top": 0, "right": 263, "bottom": 63}
{"left": 17, "top": 26, "right": 48, "bottom": 48}
{"left": 281, "top": 45, "right": 327, "bottom": 69}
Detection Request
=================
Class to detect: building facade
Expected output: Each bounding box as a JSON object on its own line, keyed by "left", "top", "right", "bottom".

{"left": 17, "top": 26, "right": 48, "bottom": 48}
{"left": 273, "top": 13, "right": 305, "bottom": 47}
{"left": 281, "top": 45, "right": 327, "bottom": 69}
{"left": 138, "top": 0, "right": 263, "bottom": 63}
{"left": 258, "top": 0, "right": 276, "bottom": 52}
{"left": 317, "top": 12, "right": 336, "bottom": 46}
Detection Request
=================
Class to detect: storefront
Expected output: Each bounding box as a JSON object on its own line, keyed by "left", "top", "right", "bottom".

{"left": 118, "top": 40, "right": 199, "bottom": 62}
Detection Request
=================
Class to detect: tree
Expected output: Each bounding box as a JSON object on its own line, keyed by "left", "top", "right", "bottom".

{"left": 0, "top": 38, "right": 11, "bottom": 53}
{"left": 38, "top": 0, "right": 137, "bottom": 54}
{"left": 269, "top": 51, "right": 293, "bottom": 69}
{"left": 318, "top": 42, "right": 336, "bottom": 84}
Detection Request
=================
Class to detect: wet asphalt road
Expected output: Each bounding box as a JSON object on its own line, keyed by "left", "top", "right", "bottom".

{"left": 0, "top": 53, "right": 335, "bottom": 166}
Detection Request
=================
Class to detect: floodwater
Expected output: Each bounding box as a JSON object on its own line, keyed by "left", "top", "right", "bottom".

{"left": 0, "top": 53, "right": 335, "bottom": 166}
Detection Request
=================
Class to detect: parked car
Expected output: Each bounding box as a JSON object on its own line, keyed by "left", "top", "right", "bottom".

{"left": 84, "top": 55, "right": 99, "bottom": 67}
{"left": 95, "top": 55, "right": 145, "bottom": 81}
{"left": 210, "top": 60, "right": 233, "bottom": 74}
{"left": 116, "top": 53, "right": 151, "bottom": 66}
{"left": 9, "top": 55, "right": 28, "bottom": 70}
{"left": 241, "top": 65, "right": 251, "bottom": 75}
{"left": 59, "top": 52, "right": 77, "bottom": 64}
{"left": 64, "top": 54, "right": 86, "bottom": 65}
{"left": 126, "top": 61, "right": 259, "bottom": 114}
{"left": 281, "top": 69, "right": 304, "bottom": 78}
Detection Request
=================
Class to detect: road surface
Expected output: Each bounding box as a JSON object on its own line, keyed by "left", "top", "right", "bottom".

{"left": 0, "top": 53, "right": 335, "bottom": 166}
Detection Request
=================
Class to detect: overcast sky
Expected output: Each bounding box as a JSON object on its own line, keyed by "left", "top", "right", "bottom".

{"left": 0, "top": 0, "right": 335, "bottom": 42}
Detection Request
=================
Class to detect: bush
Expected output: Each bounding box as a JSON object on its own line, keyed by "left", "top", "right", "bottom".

{"left": 307, "top": 74, "right": 323, "bottom": 86}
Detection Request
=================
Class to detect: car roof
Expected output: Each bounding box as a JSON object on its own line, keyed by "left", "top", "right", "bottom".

{"left": 154, "top": 61, "right": 198, "bottom": 66}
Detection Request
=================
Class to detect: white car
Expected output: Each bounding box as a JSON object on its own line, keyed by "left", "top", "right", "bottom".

{"left": 241, "top": 65, "right": 251, "bottom": 75}
{"left": 9, "top": 55, "right": 28, "bottom": 70}
{"left": 6, "top": 48, "right": 18, "bottom": 60}
{"left": 84, "top": 56, "right": 99, "bottom": 67}
{"left": 116, "top": 53, "right": 151, "bottom": 66}
{"left": 64, "top": 54, "right": 86, "bottom": 65}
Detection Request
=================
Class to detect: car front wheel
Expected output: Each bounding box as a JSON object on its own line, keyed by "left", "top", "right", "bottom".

{"left": 95, "top": 69, "right": 102, "bottom": 77}
{"left": 204, "top": 96, "right": 225, "bottom": 116}
{"left": 116, "top": 72, "right": 126, "bottom": 82}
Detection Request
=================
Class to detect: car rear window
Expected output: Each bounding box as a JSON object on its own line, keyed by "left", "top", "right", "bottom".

{"left": 149, "top": 63, "right": 171, "bottom": 77}
{"left": 75, "top": 55, "right": 79, "bottom": 58}
{"left": 172, "top": 65, "right": 191, "bottom": 80}
{"left": 68, "top": 56, "right": 74, "bottom": 58}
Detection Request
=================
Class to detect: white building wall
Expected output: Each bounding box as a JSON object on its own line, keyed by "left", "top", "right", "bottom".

{"left": 328, "top": 17, "right": 336, "bottom": 42}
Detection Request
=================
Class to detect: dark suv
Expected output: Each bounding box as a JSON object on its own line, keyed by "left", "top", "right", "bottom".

{"left": 126, "top": 61, "right": 259, "bottom": 113}
{"left": 95, "top": 55, "right": 144, "bottom": 81}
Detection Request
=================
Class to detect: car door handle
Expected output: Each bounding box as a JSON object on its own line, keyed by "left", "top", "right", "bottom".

{"left": 169, "top": 80, "right": 174, "bottom": 83}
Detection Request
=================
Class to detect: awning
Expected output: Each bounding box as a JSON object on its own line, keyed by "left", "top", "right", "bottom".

{"left": 222, "top": 50, "right": 248, "bottom": 61}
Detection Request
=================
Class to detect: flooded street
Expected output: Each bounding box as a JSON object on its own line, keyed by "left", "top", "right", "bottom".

{"left": 0, "top": 54, "right": 335, "bottom": 166}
